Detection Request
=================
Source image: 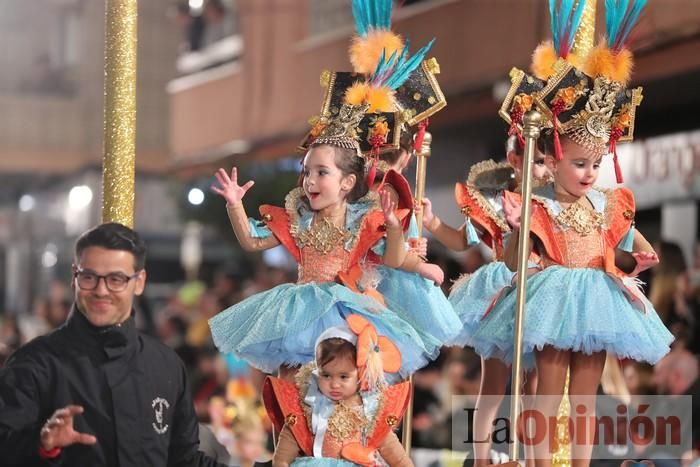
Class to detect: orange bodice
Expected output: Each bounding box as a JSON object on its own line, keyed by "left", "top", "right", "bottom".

{"left": 298, "top": 244, "right": 351, "bottom": 283}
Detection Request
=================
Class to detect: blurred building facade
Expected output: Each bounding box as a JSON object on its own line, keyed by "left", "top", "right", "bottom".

{"left": 168, "top": 0, "right": 700, "bottom": 257}
{"left": 0, "top": 0, "right": 183, "bottom": 313}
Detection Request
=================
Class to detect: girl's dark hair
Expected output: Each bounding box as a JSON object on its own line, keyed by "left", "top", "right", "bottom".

{"left": 316, "top": 338, "right": 357, "bottom": 368}
{"left": 380, "top": 130, "right": 414, "bottom": 166}
{"left": 308, "top": 142, "right": 369, "bottom": 202}
{"left": 536, "top": 129, "right": 556, "bottom": 157}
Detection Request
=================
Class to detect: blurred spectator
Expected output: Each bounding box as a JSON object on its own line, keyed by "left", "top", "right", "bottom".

{"left": 202, "top": 0, "right": 235, "bottom": 47}
{"left": 187, "top": 291, "right": 220, "bottom": 347}
{"left": 198, "top": 423, "right": 233, "bottom": 465}
{"left": 652, "top": 349, "right": 700, "bottom": 453}
{"left": 46, "top": 299, "right": 70, "bottom": 328}
{"left": 649, "top": 241, "right": 699, "bottom": 350}
{"left": 623, "top": 361, "right": 657, "bottom": 396}
{"left": 192, "top": 348, "right": 228, "bottom": 420}
{"left": 0, "top": 316, "right": 23, "bottom": 367}
{"left": 157, "top": 312, "right": 199, "bottom": 371}
{"left": 411, "top": 358, "right": 445, "bottom": 448}
{"left": 18, "top": 297, "right": 51, "bottom": 342}
{"left": 231, "top": 416, "right": 269, "bottom": 467}
{"left": 173, "top": 1, "right": 205, "bottom": 52}
{"left": 211, "top": 266, "right": 244, "bottom": 308}
{"left": 208, "top": 396, "right": 235, "bottom": 453}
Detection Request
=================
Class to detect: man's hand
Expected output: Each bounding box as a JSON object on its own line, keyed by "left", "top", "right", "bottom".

{"left": 40, "top": 405, "right": 97, "bottom": 452}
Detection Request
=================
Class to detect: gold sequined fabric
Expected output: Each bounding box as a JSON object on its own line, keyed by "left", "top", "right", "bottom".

{"left": 298, "top": 244, "right": 350, "bottom": 283}
{"left": 327, "top": 402, "right": 367, "bottom": 442}
{"left": 554, "top": 200, "right": 604, "bottom": 235}
{"left": 297, "top": 218, "right": 353, "bottom": 255}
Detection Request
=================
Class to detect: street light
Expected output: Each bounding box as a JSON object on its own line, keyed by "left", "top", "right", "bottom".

{"left": 187, "top": 187, "right": 205, "bottom": 206}
{"left": 68, "top": 185, "right": 93, "bottom": 211}
{"left": 19, "top": 194, "right": 36, "bottom": 212}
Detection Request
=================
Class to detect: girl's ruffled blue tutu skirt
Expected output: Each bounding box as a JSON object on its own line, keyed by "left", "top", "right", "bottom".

{"left": 292, "top": 458, "right": 358, "bottom": 467}
{"left": 448, "top": 261, "right": 536, "bottom": 369}
{"left": 209, "top": 281, "right": 439, "bottom": 376}
{"left": 375, "top": 265, "right": 461, "bottom": 345}
{"left": 470, "top": 266, "right": 673, "bottom": 365}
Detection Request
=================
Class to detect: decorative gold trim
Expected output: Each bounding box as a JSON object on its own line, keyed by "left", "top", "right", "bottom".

{"left": 464, "top": 159, "right": 513, "bottom": 233}
{"left": 403, "top": 59, "right": 447, "bottom": 125}
{"left": 320, "top": 71, "right": 339, "bottom": 116}
{"left": 284, "top": 187, "right": 380, "bottom": 253}
{"left": 498, "top": 67, "right": 526, "bottom": 126}
{"left": 618, "top": 86, "right": 643, "bottom": 143}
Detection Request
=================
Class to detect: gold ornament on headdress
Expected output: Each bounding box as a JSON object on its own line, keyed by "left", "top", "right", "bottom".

{"left": 312, "top": 103, "right": 370, "bottom": 155}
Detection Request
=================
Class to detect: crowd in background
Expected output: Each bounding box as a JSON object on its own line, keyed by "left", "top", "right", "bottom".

{"left": 1, "top": 238, "right": 699, "bottom": 465}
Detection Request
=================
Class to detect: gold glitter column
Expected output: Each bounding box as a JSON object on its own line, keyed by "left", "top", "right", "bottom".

{"left": 102, "top": 0, "right": 138, "bottom": 227}
{"left": 571, "top": 0, "right": 596, "bottom": 58}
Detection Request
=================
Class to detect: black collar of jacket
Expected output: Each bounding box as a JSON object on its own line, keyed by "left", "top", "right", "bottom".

{"left": 66, "top": 306, "right": 139, "bottom": 361}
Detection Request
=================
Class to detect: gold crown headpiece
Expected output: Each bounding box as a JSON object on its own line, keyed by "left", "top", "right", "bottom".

{"left": 499, "top": 0, "right": 647, "bottom": 183}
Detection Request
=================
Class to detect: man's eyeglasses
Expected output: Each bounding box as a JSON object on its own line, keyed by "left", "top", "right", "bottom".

{"left": 73, "top": 268, "right": 140, "bottom": 292}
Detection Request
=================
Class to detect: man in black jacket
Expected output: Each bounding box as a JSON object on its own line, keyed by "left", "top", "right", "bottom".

{"left": 0, "top": 223, "right": 230, "bottom": 466}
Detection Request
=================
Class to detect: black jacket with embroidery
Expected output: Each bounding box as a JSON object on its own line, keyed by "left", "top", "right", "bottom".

{"left": 0, "top": 308, "right": 227, "bottom": 467}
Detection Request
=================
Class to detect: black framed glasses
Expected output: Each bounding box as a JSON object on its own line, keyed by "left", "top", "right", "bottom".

{"left": 73, "top": 268, "right": 140, "bottom": 292}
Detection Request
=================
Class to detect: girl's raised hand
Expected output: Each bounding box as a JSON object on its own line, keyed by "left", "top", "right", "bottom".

{"left": 502, "top": 194, "right": 522, "bottom": 229}
{"left": 211, "top": 167, "right": 254, "bottom": 207}
{"left": 630, "top": 251, "right": 660, "bottom": 276}
{"left": 380, "top": 189, "right": 400, "bottom": 229}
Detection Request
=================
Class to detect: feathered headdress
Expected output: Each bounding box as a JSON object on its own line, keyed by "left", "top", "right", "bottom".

{"left": 500, "top": 0, "right": 646, "bottom": 183}
{"left": 299, "top": 0, "right": 446, "bottom": 184}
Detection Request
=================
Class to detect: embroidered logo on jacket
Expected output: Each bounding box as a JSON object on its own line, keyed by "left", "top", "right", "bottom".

{"left": 152, "top": 397, "right": 170, "bottom": 434}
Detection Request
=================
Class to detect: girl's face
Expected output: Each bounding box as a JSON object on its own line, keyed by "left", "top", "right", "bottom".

{"left": 547, "top": 137, "right": 602, "bottom": 198}
{"left": 508, "top": 150, "right": 551, "bottom": 182}
{"left": 302, "top": 145, "right": 356, "bottom": 211}
{"left": 317, "top": 356, "right": 359, "bottom": 402}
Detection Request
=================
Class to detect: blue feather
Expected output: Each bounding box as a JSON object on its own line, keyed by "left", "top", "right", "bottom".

{"left": 352, "top": 0, "right": 366, "bottom": 37}
{"left": 549, "top": 0, "right": 560, "bottom": 53}
{"left": 617, "top": 0, "right": 647, "bottom": 50}
{"left": 378, "top": 0, "right": 392, "bottom": 29}
{"left": 352, "top": 0, "right": 393, "bottom": 35}
{"left": 385, "top": 38, "right": 435, "bottom": 89}
{"left": 565, "top": 0, "right": 585, "bottom": 52}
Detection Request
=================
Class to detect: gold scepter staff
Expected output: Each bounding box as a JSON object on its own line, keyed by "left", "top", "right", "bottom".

{"left": 102, "top": 0, "right": 138, "bottom": 227}
{"left": 507, "top": 109, "right": 542, "bottom": 465}
{"left": 401, "top": 121, "right": 431, "bottom": 455}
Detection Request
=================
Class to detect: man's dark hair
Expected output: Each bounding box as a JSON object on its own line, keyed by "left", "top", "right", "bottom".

{"left": 75, "top": 223, "right": 147, "bottom": 271}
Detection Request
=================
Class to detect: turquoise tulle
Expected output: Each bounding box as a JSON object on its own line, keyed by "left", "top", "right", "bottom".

{"left": 292, "top": 458, "right": 359, "bottom": 467}
{"left": 448, "top": 261, "right": 535, "bottom": 369}
{"left": 209, "top": 281, "right": 439, "bottom": 377}
{"left": 375, "top": 265, "right": 462, "bottom": 346}
{"left": 470, "top": 266, "right": 673, "bottom": 365}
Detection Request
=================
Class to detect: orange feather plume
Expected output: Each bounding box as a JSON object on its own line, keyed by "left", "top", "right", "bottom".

{"left": 584, "top": 41, "right": 634, "bottom": 84}
{"left": 531, "top": 41, "right": 558, "bottom": 80}
{"left": 344, "top": 81, "right": 371, "bottom": 106}
{"left": 365, "top": 86, "right": 394, "bottom": 113}
{"left": 349, "top": 30, "right": 404, "bottom": 75}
